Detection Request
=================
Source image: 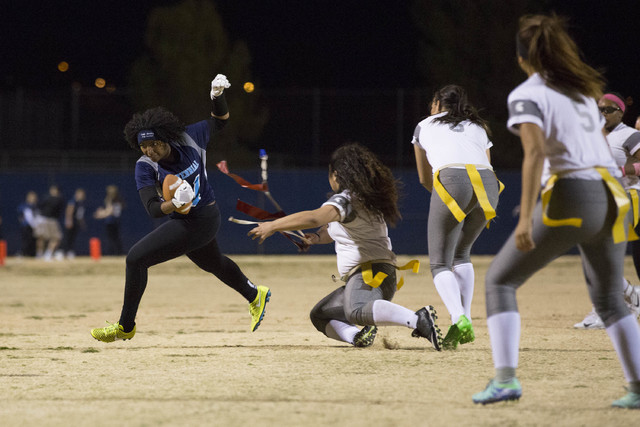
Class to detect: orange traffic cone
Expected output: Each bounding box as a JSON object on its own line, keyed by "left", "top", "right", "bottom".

{"left": 89, "top": 237, "right": 101, "bottom": 261}
{"left": 0, "top": 240, "right": 6, "bottom": 266}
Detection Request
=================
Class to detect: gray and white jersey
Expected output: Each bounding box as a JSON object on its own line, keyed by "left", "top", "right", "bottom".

{"left": 507, "top": 73, "right": 618, "bottom": 185}
{"left": 607, "top": 122, "right": 640, "bottom": 190}
{"left": 322, "top": 190, "right": 395, "bottom": 276}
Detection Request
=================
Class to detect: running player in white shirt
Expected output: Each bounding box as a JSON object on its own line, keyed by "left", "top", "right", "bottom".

{"left": 249, "top": 143, "right": 443, "bottom": 350}
{"left": 473, "top": 14, "right": 640, "bottom": 409}
{"left": 574, "top": 92, "right": 640, "bottom": 329}
{"left": 412, "top": 85, "right": 501, "bottom": 350}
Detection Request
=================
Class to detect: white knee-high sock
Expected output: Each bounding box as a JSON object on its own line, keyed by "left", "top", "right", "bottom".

{"left": 605, "top": 314, "right": 640, "bottom": 382}
{"left": 371, "top": 300, "right": 418, "bottom": 328}
{"left": 325, "top": 320, "right": 360, "bottom": 344}
{"left": 434, "top": 270, "right": 465, "bottom": 323}
{"left": 487, "top": 311, "right": 521, "bottom": 370}
{"left": 453, "top": 262, "right": 475, "bottom": 321}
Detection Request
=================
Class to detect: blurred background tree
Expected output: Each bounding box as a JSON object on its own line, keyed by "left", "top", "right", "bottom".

{"left": 129, "top": 0, "right": 268, "bottom": 167}
{"left": 411, "top": 0, "right": 550, "bottom": 169}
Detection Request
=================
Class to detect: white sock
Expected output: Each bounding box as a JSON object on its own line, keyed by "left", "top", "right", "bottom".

{"left": 605, "top": 314, "right": 640, "bottom": 382}
{"left": 624, "top": 279, "right": 634, "bottom": 299}
{"left": 325, "top": 320, "right": 359, "bottom": 344}
{"left": 371, "top": 300, "right": 418, "bottom": 328}
{"left": 434, "top": 271, "right": 465, "bottom": 323}
{"left": 487, "top": 311, "right": 521, "bottom": 370}
{"left": 453, "top": 263, "right": 474, "bottom": 321}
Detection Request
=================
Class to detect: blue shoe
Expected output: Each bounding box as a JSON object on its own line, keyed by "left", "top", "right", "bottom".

{"left": 612, "top": 390, "right": 640, "bottom": 409}
{"left": 473, "top": 378, "right": 522, "bottom": 405}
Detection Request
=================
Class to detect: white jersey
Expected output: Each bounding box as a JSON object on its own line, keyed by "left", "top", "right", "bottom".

{"left": 322, "top": 190, "right": 395, "bottom": 276}
{"left": 411, "top": 111, "right": 493, "bottom": 172}
{"left": 606, "top": 122, "right": 640, "bottom": 190}
{"left": 507, "top": 73, "right": 619, "bottom": 185}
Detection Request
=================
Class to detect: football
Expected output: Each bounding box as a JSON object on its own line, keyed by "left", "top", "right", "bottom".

{"left": 162, "top": 174, "right": 192, "bottom": 214}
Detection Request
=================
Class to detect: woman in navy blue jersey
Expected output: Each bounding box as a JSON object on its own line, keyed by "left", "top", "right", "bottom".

{"left": 91, "top": 75, "right": 271, "bottom": 342}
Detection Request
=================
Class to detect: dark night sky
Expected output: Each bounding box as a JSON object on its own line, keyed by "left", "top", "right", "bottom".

{"left": 2, "top": 0, "right": 638, "bottom": 94}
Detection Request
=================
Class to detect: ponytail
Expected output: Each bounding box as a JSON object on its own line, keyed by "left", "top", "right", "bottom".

{"left": 518, "top": 14, "right": 604, "bottom": 100}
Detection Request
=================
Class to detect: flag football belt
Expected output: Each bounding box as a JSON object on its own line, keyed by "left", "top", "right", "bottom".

{"left": 433, "top": 164, "right": 504, "bottom": 228}
{"left": 541, "top": 168, "right": 630, "bottom": 244}
{"left": 628, "top": 188, "right": 639, "bottom": 241}
{"left": 335, "top": 259, "right": 420, "bottom": 290}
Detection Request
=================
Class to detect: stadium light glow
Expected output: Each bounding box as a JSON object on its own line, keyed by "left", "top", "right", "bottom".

{"left": 94, "top": 78, "right": 106, "bottom": 89}
{"left": 58, "top": 61, "right": 69, "bottom": 72}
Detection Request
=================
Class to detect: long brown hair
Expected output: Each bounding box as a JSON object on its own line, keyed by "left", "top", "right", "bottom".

{"left": 518, "top": 14, "right": 605, "bottom": 101}
{"left": 329, "top": 143, "right": 402, "bottom": 226}
{"left": 432, "top": 85, "right": 491, "bottom": 136}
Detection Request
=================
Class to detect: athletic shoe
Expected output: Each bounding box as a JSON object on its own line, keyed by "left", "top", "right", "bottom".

{"left": 612, "top": 390, "right": 640, "bottom": 409}
{"left": 472, "top": 378, "right": 522, "bottom": 405}
{"left": 353, "top": 325, "right": 377, "bottom": 347}
{"left": 411, "top": 306, "right": 442, "bottom": 351}
{"left": 249, "top": 285, "right": 271, "bottom": 332}
{"left": 573, "top": 308, "right": 604, "bottom": 329}
{"left": 90, "top": 321, "right": 136, "bottom": 342}
{"left": 623, "top": 281, "right": 640, "bottom": 319}
{"left": 442, "top": 315, "right": 474, "bottom": 350}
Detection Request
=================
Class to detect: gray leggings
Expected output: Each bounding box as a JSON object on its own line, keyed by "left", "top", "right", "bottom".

{"left": 310, "top": 263, "right": 397, "bottom": 334}
{"left": 486, "top": 179, "right": 628, "bottom": 326}
{"left": 429, "top": 168, "right": 500, "bottom": 276}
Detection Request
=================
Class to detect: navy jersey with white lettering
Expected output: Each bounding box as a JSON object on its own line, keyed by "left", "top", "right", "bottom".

{"left": 134, "top": 120, "right": 215, "bottom": 215}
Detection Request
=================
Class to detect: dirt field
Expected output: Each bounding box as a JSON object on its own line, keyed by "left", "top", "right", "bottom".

{"left": 1, "top": 254, "right": 639, "bottom": 426}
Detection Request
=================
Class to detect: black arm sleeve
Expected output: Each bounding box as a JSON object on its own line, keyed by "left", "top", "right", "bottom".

{"left": 139, "top": 185, "right": 165, "bottom": 218}
{"left": 206, "top": 117, "right": 228, "bottom": 133}
{"left": 211, "top": 92, "right": 229, "bottom": 117}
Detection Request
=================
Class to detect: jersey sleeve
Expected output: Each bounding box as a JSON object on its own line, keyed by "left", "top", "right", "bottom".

{"left": 411, "top": 124, "right": 422, "bottom": 146}
{"left": 185, "top": 120, "right": 211, "bottom": 150}
{"left": 322, "top": 192, "right": 353, "bottom": 223}
{"left": 623, "top": 132, "right": 640, "bottom": 157}
{"left": 134, "top": 158, "right": 159, "bottom": 191}
{"left": 507, "top": 87, "right": 544, "bottom": 135}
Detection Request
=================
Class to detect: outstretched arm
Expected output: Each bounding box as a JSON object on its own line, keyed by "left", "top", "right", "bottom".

{"left": 249, "top": 205, "right": 340, "bottom": 244}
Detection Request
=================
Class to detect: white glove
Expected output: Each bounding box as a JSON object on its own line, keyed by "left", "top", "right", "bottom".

{"left": 210, "top": 74, "right": 231, "bottom": 99}
{"left": 172, "top": 181, "right": 195, "bottom": 208}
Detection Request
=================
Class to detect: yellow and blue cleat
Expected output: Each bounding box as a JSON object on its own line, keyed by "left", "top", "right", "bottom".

{"left": 91, "top": 321, "right": 136, "bottom": 343}
{"left": 249, "top": 285, "right": 271, "bottom": 332}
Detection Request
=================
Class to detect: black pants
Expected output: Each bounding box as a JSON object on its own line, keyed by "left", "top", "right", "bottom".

{"left": 118, "top": 203, "right": 257, "bottom": 330}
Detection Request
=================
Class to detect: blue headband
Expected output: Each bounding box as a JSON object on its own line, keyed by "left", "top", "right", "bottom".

{"left": 137, "top": 130, "right": 156, "bottom": 144}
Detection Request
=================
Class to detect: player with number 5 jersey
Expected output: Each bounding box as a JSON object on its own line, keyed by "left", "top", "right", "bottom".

{"left": 473, "top": 14, "right": 640, "bottom": 408}
{"left": 90, "top": 74, "right": 271, "bottom": 343}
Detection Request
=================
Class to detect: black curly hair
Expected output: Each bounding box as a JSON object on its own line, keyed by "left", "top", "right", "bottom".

{"left": 123, "top": 107, "right": 186, "bottom": 152}
{"left": 432, "top": 85, "right": 491, "bottom": 136}
{"left": 329, "top": 143, "right": 402, "bottom": 226}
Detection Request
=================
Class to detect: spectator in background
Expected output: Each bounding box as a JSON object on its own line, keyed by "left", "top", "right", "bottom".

{"left": 17, "top": 191, "right": 38, "bottom": 257}
{"left": 62, "top": 188, "right": 87, "bottom": 259}
{"left": 635, "top": 115, "right": 640, "bottom": 131}
{"left": 93, "top": 185, "right": 125, "bottom": 255}
{"left": 35, "top": 185, "right": 65, "bottom": 261}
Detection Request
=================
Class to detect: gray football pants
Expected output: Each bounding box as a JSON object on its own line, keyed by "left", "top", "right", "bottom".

{"left": 309, "top": 263, "right": 397, "bottom": 334}
{"left": 485, "top": 179, "right": 629, "bottom": 326}
{"left": 428, "top": 168, "right": 500, "bottom": 276}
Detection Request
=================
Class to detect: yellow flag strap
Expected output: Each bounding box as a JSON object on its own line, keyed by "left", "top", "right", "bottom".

{"left": 360, "top": 260, "right": 420, "bottom": 291}
{"left": 628, "top": 189, "right": 640, "bottom": 241}
{"left": 433, "top": 165, "right": 502, "bottom": 224}
{"left": 541, "top": 168, "right": 630, "bottom": 243}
